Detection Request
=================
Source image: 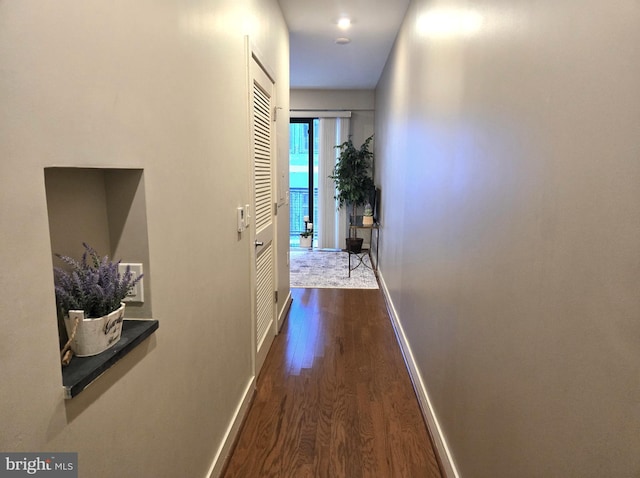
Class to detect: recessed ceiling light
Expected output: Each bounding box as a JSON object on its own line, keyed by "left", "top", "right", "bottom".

{"left": 337, "top": 18, "right": 351, "bottom": 29}
{"left": 335, "top": 37, "right": 351, "bottom": 45}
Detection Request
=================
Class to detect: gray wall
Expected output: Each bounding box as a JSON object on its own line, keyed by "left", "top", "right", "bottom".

{"left": 375, "top": 0, "right": 640, "bottom": 476}
{"left": 0, "top": 1, "right": 289, "bottom": 477}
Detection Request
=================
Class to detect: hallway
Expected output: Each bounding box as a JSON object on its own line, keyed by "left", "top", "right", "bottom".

{"left": 222, "top": 288, "right": 442, "bottom": 477}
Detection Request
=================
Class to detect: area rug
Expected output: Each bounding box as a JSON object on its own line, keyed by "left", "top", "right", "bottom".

{"left": 290, "top": 249, "right": 379, "bottom": 289}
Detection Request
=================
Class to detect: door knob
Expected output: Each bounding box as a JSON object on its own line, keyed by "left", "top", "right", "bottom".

{"left": 254, "top": 241, "right": 264, "bottom": 247}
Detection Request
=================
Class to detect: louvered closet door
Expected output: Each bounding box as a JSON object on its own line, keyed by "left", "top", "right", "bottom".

{"left": 251, "top": 57, "right": 276, "bottom": 375}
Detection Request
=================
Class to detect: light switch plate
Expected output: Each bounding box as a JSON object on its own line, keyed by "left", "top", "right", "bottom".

{"left": 237, "top": 206, "right": 246, "bottom": 232}
{"left": 244, "top": 204, "right": 251, "bottom": 227}
{"left": 119, "top": 263, "right": 144, "bottom": 303}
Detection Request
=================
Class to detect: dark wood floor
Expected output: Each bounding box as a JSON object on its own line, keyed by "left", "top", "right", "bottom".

{"left": 222, "top": 288, "right": 442, "bottom": 478}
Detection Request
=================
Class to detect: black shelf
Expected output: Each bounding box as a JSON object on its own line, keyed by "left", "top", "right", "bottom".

{"left": 62, "top": 319, "right": 159, "bottom": 399}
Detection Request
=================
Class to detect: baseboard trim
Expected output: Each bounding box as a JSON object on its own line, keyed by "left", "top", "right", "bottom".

{"left": 378, "top": 271, "right": 460, "bottom": 478}
{"left": 206, "top": 376, "right": 256, "bottom": 478}
{"left": 277, "top": 290, "right": 293, "bottom": 333}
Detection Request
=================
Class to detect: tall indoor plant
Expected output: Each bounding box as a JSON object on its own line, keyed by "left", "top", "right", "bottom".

{"left": 330, "top": 134, "right": 375, "bottom": 252}
{"left": 54, "top": 243, "right": 143, "bottom": 363}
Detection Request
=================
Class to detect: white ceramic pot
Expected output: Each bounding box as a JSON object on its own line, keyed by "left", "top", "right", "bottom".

{"left": 299, "top": 235, "right": 312, "bottom": 248}
{"left": 64, "top": 302, "right": 125, "bottom": 357}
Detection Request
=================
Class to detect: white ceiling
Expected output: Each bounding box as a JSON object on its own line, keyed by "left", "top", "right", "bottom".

{"left": 277, "top": 0, "right": 411, "bottom": 90}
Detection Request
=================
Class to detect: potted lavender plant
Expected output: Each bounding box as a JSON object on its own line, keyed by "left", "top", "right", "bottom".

{"left": 54, "top": 243, "right": 143, "bottom": 362}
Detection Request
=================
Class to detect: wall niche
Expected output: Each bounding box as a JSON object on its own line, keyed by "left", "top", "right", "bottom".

{"left": 44, "top": 167, "right": 156, "bottom": 398}
{"left": 45, "top": 167, "right": 152, "bottom": 318}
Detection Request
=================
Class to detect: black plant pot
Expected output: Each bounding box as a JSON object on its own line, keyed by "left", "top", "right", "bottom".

{"left": 346, "top": 237, "right": 364, "bottom": 253}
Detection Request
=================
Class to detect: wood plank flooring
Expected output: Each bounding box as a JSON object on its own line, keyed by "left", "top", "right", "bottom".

{"left": 222, "top": 288, "right": 442, "bottom": 478}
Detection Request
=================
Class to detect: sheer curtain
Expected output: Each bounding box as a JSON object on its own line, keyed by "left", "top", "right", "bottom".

{"left": 317, "top": 117, "right": 350, "bottom": 249}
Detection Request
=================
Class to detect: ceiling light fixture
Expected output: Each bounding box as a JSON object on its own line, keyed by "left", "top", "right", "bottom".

{"left": 335, "top": 37, "right": 351, "bottom": 45}
{"left": 337, "top": 17, "right": 351, "bottom": 30}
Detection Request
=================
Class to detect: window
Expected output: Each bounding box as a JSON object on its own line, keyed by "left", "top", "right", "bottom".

{"left": 289, "top": 118, "right": 319, "bottom": 246}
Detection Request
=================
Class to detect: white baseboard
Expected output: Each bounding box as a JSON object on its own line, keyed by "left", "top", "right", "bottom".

{"left": 277, "top": 290, "right": 293, "bottom": 333}
{"left": 206, "top": 376, "right": 255, "bottom": 478}
{"left": 378, "top": 271, "right": 460, "bottom": 478}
